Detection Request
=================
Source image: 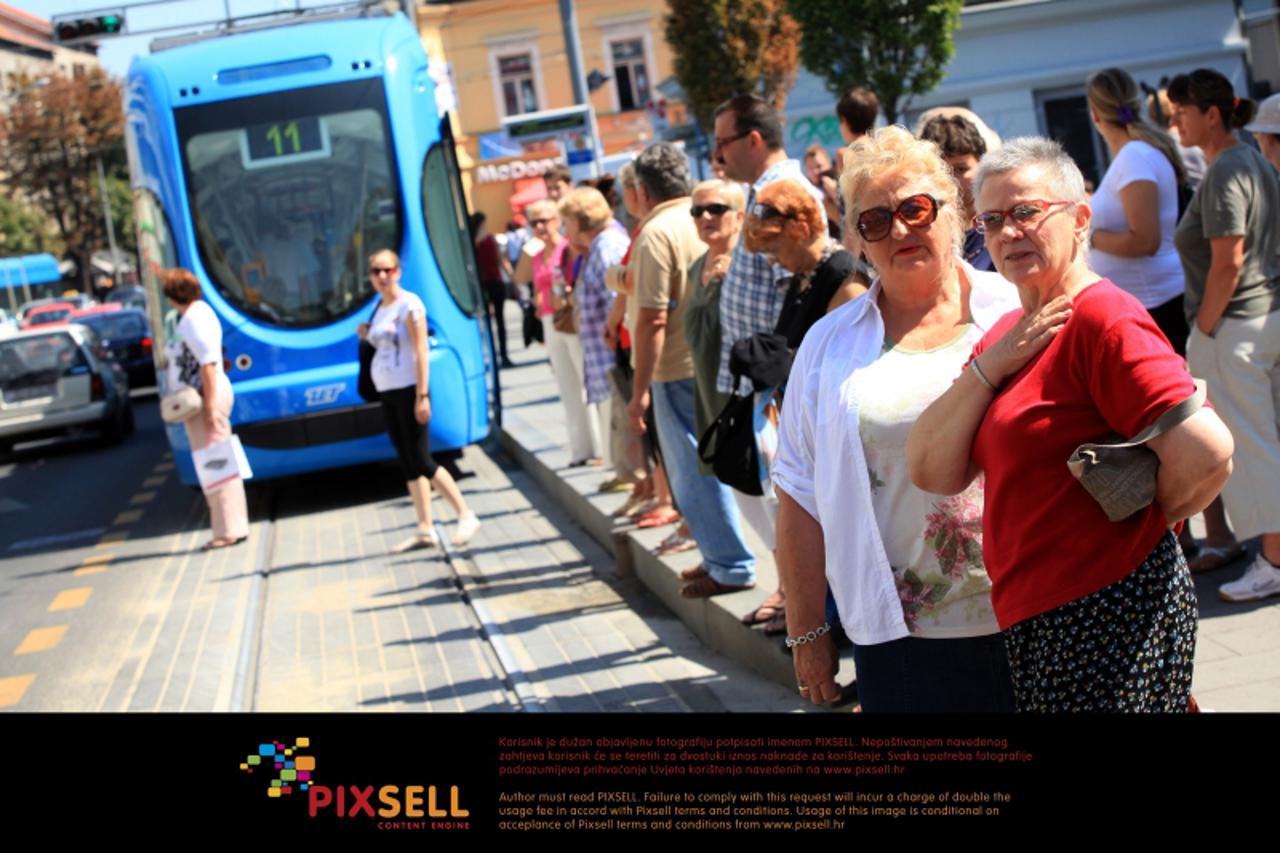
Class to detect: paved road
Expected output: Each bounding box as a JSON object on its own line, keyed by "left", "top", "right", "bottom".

{"left": 0, "top": 397, "right": 803, "bottom": 712}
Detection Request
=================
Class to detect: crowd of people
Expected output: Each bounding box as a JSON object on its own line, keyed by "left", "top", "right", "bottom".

{"left": 498, "top": 65, "right": 1280, "bottom": 713}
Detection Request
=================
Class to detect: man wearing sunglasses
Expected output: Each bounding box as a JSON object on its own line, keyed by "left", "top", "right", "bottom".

{"left": 711, "top": 94, "right": 827, "bottom": 553}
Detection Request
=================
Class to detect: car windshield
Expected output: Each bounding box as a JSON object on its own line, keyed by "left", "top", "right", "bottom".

{"left": 29, "top": 308, "right": 71, "bottom": 325}
{"left": 0, "top": 333, "right": 87, "bottom": 390}
{"left": 79, "top": 313, "right": 147, "bottom": 339}
{"left": 177, "top": 79, "right": 400, "bottom": 327}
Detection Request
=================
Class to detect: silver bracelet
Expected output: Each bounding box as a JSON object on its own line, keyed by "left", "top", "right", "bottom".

{"left": 785, "top": 622, "right": 831, "bottom": 648}
{"left": 971, "top": 359, "right": 997, "bottom": 392}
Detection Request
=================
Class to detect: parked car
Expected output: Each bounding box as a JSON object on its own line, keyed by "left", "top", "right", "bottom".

{"left": 105, "top": 287, "right": 147, "bottom": 311}
{"left": 0, "top": 325, "right": 134, "bottom": 456}
{"left": 71, "top": 307, "right": 156, "bottom": 388}
{"left": 21, "top": 301, "right": 76, "bottom": 329}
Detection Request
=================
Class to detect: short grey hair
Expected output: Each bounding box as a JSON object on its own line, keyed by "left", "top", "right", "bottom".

{"left": 973, "top": 136, "right": 1087, "bottom": 206}
{"left": 691, "top": 178, "right": 746, "bottom": 209}
{"left": 618, "top": 160, "right": 637, "bottom": 189}
{"left": 634, "top": 143, "right": 693, "bottom": 203}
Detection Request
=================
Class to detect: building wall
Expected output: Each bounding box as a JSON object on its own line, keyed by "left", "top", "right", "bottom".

{"left": 782, "top": 0, "right": 1248, "bottom": 170}
{"left": 418, "top": 0, "right": 672, "bottom": 225}
{"left": 0, "top": 3, "right": 99, "bottom": 100}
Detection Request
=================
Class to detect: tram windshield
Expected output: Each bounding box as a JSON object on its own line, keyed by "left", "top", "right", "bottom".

{"left": 177, "top": 79, "right": 400, "bottom": 327}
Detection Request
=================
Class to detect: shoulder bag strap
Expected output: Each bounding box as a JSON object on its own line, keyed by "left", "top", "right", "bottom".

{"left": 1108, "top": 379, "right": 1207, "bottom": 449}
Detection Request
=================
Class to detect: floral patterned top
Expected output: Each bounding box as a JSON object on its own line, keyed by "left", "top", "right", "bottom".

{"left": 854, "top": 324, "right": 1000, "bottom": 638}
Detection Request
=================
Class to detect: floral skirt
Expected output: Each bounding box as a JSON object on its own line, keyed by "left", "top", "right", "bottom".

{"left": 1003, "top": 532, "right": 1197, "bottom": 712}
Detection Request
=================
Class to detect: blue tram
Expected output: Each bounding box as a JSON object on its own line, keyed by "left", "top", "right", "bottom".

{"left": 124, "top": 9, "right": 492, "bottom": 484}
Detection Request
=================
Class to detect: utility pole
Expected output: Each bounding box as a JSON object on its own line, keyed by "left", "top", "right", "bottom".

{"left": 96, "top": 155, "right": 121, "bottom": 292}
{"left": 557, "top": 0, "right": 603, "bottom": 176}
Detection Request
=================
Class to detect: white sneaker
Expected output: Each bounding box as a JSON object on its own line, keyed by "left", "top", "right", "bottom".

{"left": 452, "top": 512, "right": 481, "bottom": 546}
{"left": 1218, "top": 554, "right": 1280, "bottom": 603}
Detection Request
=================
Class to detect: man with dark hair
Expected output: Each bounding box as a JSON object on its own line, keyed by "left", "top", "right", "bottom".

{"left": 710, "top": 93, "right": 826, "bottom": 580}
{"left": 543, "top": 164, "right": 573, "bottom": 202}
{"left": 918, "top": 113, "right": 993, "bottom": 271}
{"left": 836, "top": 86, "right": 879, "bottom": 142}
{"left": 627, "top": 142, "right": 756, "bottom": 596}
{"left": 833, "top": 87, "right": 880, "bottom": 213}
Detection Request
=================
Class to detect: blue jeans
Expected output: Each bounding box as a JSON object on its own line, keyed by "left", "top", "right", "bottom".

{"left": 651, "top": 378, "right": 755, "bottom": 586}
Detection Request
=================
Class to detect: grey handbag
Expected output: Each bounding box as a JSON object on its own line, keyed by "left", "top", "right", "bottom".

{"left": 1067, "top": 380, "right": 1207, "bottom": 522}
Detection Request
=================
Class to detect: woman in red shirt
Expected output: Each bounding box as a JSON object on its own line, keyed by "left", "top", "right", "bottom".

{"left": 908, "top": 137, "right": 1234, "bottom": 712}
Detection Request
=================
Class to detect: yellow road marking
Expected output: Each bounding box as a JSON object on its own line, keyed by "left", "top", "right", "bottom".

{"left": 0, "top": 674, "right": 35, "bottom": 707}
{"left": 113, "top": 509, "right": 143, "bottom": 525}
{"left": 15, "top": 626, "right": 68, "bottom": 655}
{"left": 154, "top": 463, "right": 175, "bottom": 473}
{"left": 49, "top": 588, "right": 92, "bottom": 611}
{"left": 142, "top": 476, "right": 165, "bottom": 488}
{"left": 130, "top": 491, "right": 157, "bottom": 506}
{"left": 96, "top": 530, "right": 128, "bottom": 547}
{"left": 77, "top": 553, "right": 112, "bottom": 575}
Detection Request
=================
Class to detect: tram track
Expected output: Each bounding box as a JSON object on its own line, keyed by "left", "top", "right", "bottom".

{"left": 230, "top": 476, "right": 536, "bottom": 712}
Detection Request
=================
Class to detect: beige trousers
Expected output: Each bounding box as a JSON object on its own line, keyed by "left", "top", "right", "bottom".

{"left": 183, "top": 376, "right": 249, "bottom": 540}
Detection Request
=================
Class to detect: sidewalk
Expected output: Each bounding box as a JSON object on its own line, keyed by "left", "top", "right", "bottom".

{"left": 495, "top": 318, "right": 1280, "bottom": 712}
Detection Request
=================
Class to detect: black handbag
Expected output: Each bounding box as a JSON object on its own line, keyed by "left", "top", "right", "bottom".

{"left": 522, "top": 299, "right": 544, "bottom": 346}
{"left": 357, "top": 299, "right": 382, "bottom": 403}
{"left": 698, "top": 389, "right": 762, "bottom": 496}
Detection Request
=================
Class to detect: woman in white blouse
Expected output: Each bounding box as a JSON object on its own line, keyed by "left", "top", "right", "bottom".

{"left": 771, "top": 127, "right": 1020, "bottom": 712}
{"left": 1087, "top": 67, "right": 1190, "bottom": 353}
{"left": 162, "top": 268, "right": 249, "bottom": 550}
{"left": 359, "top": 250, "right": 480, "bottom": 552}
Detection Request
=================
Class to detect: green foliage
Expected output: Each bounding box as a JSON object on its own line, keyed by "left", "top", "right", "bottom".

{"left": 0, "top": 195, "right": 62, "bottom": 257}
{"left": 786, "top": 0, "right": 964, "bottom": 124}
{"left": 0, "top": 67, "right": 126, "bottom": 288}
{"left": 664, "top": 0, "right": 801, "bottom": 129}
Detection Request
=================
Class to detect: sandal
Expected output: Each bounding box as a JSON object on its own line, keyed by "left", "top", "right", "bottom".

{"left": 679, "top": 565, "right": 708, "bottom": 581}
{"left": 597, "top": 477, "right": 635, "bottom": 494}
{"left": 680, "top": 575, "right": 755, "bottom": 599}
{"left": 452, "top": 512, "right": 481, "bottom": 546}
{"left": 655, "top": 531, "right": 698, "bottom": 556}
{"left": 613, "top": 495, "right": 654, "bottom": 519}
{"left": 742, "top": 590, "right": 786, "bottom": 626}
{"left": 762, "top": 611, "right": 788, "bottom": 636}
{"left": 390, "top": 532, "right": 439, "bottom": 554}
{"left": 635, "top": 507, "right": 680, "bottom": 529}
{"left": 1187, "top": 543, "right": 1246, "bottom": 574}
{"left": 201, "top": 536, "right": 247, "bottom": 551}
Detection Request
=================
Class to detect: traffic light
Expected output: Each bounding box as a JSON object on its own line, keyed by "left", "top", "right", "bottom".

{"left": 51, "top": 12, "right": 126, "bottom": 45}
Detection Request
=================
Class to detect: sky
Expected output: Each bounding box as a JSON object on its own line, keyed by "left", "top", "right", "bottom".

{"left": 13, "top": 1, "right": 335, "bottom": 77}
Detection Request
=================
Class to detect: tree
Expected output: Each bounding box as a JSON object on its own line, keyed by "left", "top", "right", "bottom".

{"left": 786, "top": 0, "right": 964, "bottom": 125}
{"left": 664, "top": 0, "right": 801, "bottom": 130}
{"left": 0, "top": 195, "right": 63, "bottom": 258}
{"left": 0, "top": 68, "right": 126, "bottom": 291}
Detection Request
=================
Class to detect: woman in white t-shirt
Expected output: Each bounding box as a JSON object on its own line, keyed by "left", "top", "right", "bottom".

{"left": 358, "top": 249, "right": 480, "bottom": 552}
{"left": 1086, "top": 67, "right": 1190, "bottom": 353}
{"left": 162, "top": 268, "right": 249, "bottom": 550}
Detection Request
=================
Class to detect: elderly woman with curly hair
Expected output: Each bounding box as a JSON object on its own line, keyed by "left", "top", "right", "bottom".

{"left": 773, "top": 127, "right": 1020, "bottom": 712}
{"left": 909, "top": 137, "right": 1235, "bottom": 711}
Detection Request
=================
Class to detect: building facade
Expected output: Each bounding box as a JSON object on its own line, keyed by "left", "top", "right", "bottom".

{"left": 419, "top": 0, "right": 675, "bottom": 225}
{"left": 781, "top": 0, "right": 1252, "bottom": 185}
{"left": 0, "top": 2, "right": 100, "bottom": 101}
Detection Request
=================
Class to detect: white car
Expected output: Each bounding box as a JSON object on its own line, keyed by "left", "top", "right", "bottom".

{"left": 0, "top": 325, "right": 134, "bottom": 456}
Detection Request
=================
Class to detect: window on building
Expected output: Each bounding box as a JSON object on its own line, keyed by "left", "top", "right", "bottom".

{"left": 1036, "top": 89, "right": 1107, "bottom": 189}
{"left": 498, "top": 54, "right": 538, "bottom": 117}
{"left": 610, "top": 38, "right": 650, "bottom": 112}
